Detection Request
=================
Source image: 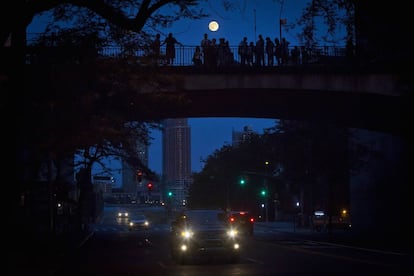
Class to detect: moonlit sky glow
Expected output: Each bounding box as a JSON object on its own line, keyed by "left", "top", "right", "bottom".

{"left": 159, "top": 0, "right": 307, "bottom": 46}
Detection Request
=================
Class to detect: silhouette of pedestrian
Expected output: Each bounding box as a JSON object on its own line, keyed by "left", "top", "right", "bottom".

{"left": 238, "top": 37, "right": 248, "bottom": 66}
{"left": 162, "top": 33, "right": 182, "bottom": 65}
{"left": 255, "top": 34, "right": 265, "bottom": 66}
{"left": 265, "top": 37, "right": 275, "bottom": 66}
{"left": 150, "top": 33, "right": 161, "bottom": 64}
{"left": 274, "top": 38, "right": 281, "bottom": 66}
{"left": 291, "top": 46, "right": 300, "bottom": 65}
{"left": 192, "top": 45, "right": 203, "bottom": 67}
{"left": 247, "top": 41, "right": 255, "bottom": 66}
{"left": 205, "top": 37, "right": 218, "bottom": 69}
{"left": 200, "top": 33, "right": 211, "bottom": 67}
{"left": 281, "top": 37, "right": 290, "bottom": 65}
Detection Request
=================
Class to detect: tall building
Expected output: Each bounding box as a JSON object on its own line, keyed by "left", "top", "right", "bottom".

{"left": 162, "top": 118, "right": 191, "bottom": 207}
{"left": 232, "top": 125, "right": 256, "bottom": 147}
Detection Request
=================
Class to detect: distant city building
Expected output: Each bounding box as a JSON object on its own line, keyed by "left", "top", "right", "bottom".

{"left": 93, "top": 175, "right": 115, "bottom": 193}
{"left": 162, "top": 118, "right": 192, "bottom": 207}
{"left": 232, "top": 125, "right": 256, "bottom": 147}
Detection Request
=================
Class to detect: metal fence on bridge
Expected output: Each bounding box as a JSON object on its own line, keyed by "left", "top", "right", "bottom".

{"left": 97, "top": 45, "right": 346, "bottom": 66}
{"left": 25, "top": 41, "right": 347, "bottom": 67}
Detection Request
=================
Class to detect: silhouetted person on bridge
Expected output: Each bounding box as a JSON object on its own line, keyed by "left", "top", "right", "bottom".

{"left": 255, "top": 34, "right": 265, "bottom": 66}
{"left": 205, "top": 37, "right": 218, "bottom": 69}
{"left": 274, "top": 38, "right": 281, "bottom": 66}
{"left": 247, "top": 41, "right": 255, "bottom": 66}
{"left": 192, "top": 45, "right": 203, "bottom": 67}
{"left": 238, "top": 37, "right": 248, "bottom": 66}
{"left": 200, "top": 33, "right": 211, "bottom": 68}
{"left": 281, "top": 37, "right": 290, "bottom": 65}
{"left": 163, "top": 33, "right": 182, "bottom": 65}
{"left": 265, "top": 36, "right": 275, "bottom": 66}
{"left": 291, "top": 46, "right": 300, "bottom": 65}
{"left": 150, "top": 33, "right": 161, "bottom": 64}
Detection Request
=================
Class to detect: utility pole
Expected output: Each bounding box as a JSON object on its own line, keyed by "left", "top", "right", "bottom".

{"left": 279, "top": 0, "right": 285, "bottom": 42}
{"left": 264, "top": 161, "right": 270, "bottom": 222}
{"left": 254, "top": 9, "right": 257, "bottom": 41}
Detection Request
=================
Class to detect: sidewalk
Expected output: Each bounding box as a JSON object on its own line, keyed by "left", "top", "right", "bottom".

{"left": 255, "top": 221, "right": 407, "bottom": 254}
{"left": 256, "top": 220, "right": 312, "bottom": 234}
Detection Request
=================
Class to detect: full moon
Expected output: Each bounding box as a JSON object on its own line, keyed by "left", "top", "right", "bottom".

{"left": 208, "top": 21, "right": 219, "bottom": 32}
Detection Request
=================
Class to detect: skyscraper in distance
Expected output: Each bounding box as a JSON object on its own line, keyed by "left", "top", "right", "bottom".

{"left": 232, "top": 125, "right": 256, "bottom": 147}
{"left": 162, "top": 118, "right": 191, "bottom": 207}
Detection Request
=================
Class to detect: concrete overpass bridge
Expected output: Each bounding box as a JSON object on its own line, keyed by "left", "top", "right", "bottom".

{"left": 113, "top": 63, "right": 411, "bottom": 137}
{"left": 22, "top": 46, "right": 413, "bottom": 173}
{"left": 23, "top": 43, "right": 412, "bottom": 136}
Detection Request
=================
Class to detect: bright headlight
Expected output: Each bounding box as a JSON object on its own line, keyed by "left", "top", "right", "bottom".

{"left": 144, "top": 221, "right": 149, "bottom": 226}
{"left": 227, "top": 229, "right": 238, "bottom": 238}
{"left": 180, "top": 230, "right": 193, "bottom": 239}
{"left": 129, "top": 222, "right": 134, "bottom": 226}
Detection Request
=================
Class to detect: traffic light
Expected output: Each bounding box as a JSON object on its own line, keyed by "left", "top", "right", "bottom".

{"left": 167, "top": 191, "right": 173, "bottom": 197}
{"left": 260, "top": 189, "right": 267, "bottom": 196}
{"left": 239, "top": 175, "right": 247, "bottom": 185}
{"left": 147, "top": 182, "right": 153, "bottom": 191}
{"left": 137, "top": 170, "right": 143, "bottom": 182}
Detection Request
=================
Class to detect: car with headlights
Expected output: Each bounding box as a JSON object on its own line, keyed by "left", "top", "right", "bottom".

{"left": 169, "top": 209, "right": 241, "bottom": 264}
{"left": 227, "top": 211, "right": 255, "bottom": 236}
{"left": 117, "top": 210, "right": 129, "bottom": 219}
{"left": 128, "top": 214, "right": 149, "bottom": 231}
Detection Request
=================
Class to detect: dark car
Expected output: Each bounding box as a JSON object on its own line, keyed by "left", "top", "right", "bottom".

{"left": 117, "top": 210, "right": 129, "bottom": 219}
{"left": 128, "top": 214, "right": 149, "bottom": 231}
{"left": 228, "top": 211, "right": 255, "bottom": 236}
{"left": 169, "top": 209, "right": 241, "bottom": 264}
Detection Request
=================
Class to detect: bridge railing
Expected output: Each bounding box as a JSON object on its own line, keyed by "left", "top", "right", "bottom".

{"left": 25, "top": 44, "right": 347, "bottom": 67}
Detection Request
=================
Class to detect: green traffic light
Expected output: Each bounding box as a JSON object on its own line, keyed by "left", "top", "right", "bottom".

{"left": 240, "top": 179, "right": 245, "bottom": 185}
{"left": 168, "top": 191, "right": 173, "bottom": 197}
{"left": 261, "top": 190, "right": 266, "bottom": 196}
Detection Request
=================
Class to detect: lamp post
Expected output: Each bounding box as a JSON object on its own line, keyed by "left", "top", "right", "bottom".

{"left": 263, "top": 161, "right": 270, "bottom": 222}
{"left": 278, "top": 0, "right": 285, "bottom": 42}
{"left": 254, "top": 9, "right": 257, "bottom": 41}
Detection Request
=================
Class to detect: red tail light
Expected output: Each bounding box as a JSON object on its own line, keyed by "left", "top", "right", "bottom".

{"left": 250, "top": 218, "right": 254, "bottom": 223}
{"left": 230, "top": 217, "right": 235, "bottom": 222}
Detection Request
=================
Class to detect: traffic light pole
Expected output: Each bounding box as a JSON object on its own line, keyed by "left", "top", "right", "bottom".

{"left": 243, "top": 165, "right": 271, "bottom": 221}
{"left": 264, "top": 177, "right": 269, "bottom": 222}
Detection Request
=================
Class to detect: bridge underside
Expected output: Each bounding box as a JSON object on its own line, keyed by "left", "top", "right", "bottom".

{"left": 23, "top": 64, "right": 412, "bottom": 138}
{"left": 144, "top": 88, "right": 410, "bottom": 137}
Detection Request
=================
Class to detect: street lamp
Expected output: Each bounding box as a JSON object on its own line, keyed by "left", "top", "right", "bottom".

{"left": 278, "top": 0, "right": 286, "bottom": 42}
{"left": 263, "top": 161, "right": 270, "bottom": 222}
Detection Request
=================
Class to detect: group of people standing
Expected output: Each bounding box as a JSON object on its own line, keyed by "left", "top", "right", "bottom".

{"left": 148, "top": 32, "right": 294, "bottom": 67}
{"left": 238, "top": 35, "right": 291, "bottom": 67}
{"left": 196, "top": 33, "right": 292, "bottom": 68}
{"left": 198, "top": 33, "right": 236, "bottom": 68}
{"left": 150, "top": 32, "right": 182, "bottom": 65}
